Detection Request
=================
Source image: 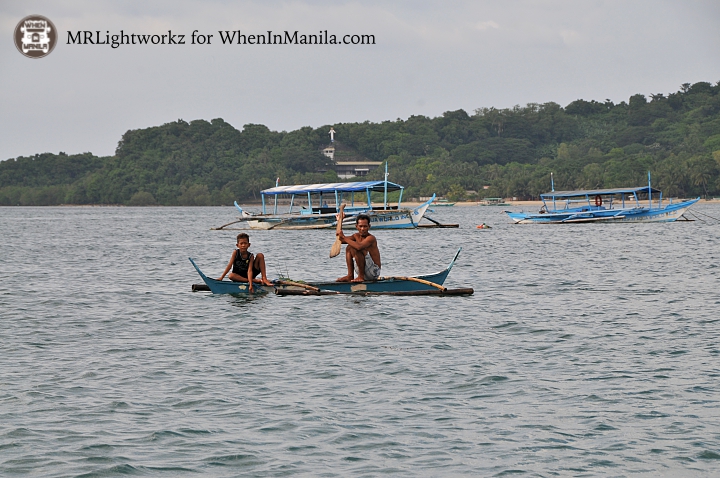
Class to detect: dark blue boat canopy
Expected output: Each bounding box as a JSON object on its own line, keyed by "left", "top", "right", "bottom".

{"left": 261, "top": 180, "right": 404, "bottom": 196}
{"left": 541, "top": 186, "right": 662, "bottom": 199}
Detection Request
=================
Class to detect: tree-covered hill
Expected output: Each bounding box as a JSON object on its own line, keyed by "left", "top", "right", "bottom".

{"left": 1, "top": 81, "right": 719, "bottom": 205}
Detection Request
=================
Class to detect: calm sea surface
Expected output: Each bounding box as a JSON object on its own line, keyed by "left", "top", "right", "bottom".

{"left": 1, "top": 204, "right": 719, "bottom": 476}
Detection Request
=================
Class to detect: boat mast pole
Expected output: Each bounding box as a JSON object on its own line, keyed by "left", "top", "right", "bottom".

{"left": 648, "top": 171, "right": 652, "bottom": 210}
{"left": 262, "top": 193, "right": 266, "bottom": 214}
{"left": 384, "top": 162, "right": 388, "bottom": 210}
{"left": 551, "top": 173, "right": 556, "bottom": 211}
{"left": 273, "top": 178, "right": 279, "bottom": 215}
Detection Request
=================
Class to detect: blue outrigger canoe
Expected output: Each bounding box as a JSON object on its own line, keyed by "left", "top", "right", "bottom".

{"left": 189, "top": 248, "right": 472, "bottom": 296}
{"left": 506, "top": 173, "right": 699, "bottom": 224}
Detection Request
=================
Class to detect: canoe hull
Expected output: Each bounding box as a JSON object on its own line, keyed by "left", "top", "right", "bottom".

{"left": 245, "top": 210, "right": 416, "bottom": 230}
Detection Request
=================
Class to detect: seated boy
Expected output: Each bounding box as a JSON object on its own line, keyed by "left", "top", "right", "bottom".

{"left": 217, "top": 233, "right": 273, "bottom": 292}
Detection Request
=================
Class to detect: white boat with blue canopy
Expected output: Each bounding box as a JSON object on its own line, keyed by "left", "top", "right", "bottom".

{"left": 234, "top": 178, "right": 434, "bottom": 230}
{"left": 506, "top": 174, "right": 699, "bottom": 224}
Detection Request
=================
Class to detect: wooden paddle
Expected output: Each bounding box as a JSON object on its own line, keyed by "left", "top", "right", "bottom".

{"left": 329, "top": 204, "right": 346, "bottom": 258}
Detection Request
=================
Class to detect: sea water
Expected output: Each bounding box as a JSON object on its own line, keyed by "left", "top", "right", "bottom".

{"left": 1, "top": 204, "right": 719, "bottom": 476}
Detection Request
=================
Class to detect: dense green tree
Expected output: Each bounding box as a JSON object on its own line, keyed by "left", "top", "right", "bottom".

{"left": 1, "top": 82, "right": 720, "bottom": 205}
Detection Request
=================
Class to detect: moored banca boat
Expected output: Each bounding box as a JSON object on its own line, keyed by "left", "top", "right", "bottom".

{"left": 505, "top": 173, "right": 699, "bottom": 224}
{"left": 231, "top": 167, "right": 434, "bottom": 230}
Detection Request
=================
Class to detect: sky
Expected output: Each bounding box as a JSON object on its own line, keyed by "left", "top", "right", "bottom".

{"left": 1, "top": 0, "right": 719, "bottom": 160}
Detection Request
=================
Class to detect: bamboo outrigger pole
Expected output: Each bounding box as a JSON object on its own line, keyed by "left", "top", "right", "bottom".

{"left": 379, "top": 276, "right": 447, "bottom": 291}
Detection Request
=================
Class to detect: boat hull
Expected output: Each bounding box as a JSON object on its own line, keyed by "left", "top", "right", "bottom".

{"left": 240, "top": 197, "right": 433, "bottom": 230}
{"left": 506, "top": 198, "right": 699, "bottom": 224}
{"left": 276, "top": 287, "right": 474, "bottom": 296}
{"left": 189, "top": 249, "right": 463, "bottom": 295}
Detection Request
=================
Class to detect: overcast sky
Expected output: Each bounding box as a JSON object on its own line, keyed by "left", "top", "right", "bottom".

{"left": 1, "top": 0, "right": 719, "bottom": 160}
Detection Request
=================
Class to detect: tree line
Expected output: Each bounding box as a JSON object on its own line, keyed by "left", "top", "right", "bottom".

{"left": 1, "top": 81, "right": 719, "bottom": 206}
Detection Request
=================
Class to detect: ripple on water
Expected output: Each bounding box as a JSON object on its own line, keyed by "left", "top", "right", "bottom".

{"left": 1, "top": 205, "right": 720, "bottom": 476}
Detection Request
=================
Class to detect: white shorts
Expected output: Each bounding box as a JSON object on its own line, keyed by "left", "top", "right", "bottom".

{"left": 355, "top": 252, "right": 381, "bottom": 281}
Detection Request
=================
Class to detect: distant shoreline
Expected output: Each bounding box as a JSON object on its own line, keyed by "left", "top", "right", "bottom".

{"left": 2, "top": 198, "right": 717, "bottom": 207}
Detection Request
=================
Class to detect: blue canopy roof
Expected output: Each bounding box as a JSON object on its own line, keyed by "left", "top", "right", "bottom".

{"left": 261, "top": 180, "right": 404, "bottom": 196}
{"left": 541, "top": 186, "right": 662, "bottom": 199}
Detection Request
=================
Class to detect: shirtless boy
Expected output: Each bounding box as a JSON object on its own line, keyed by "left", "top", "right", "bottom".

{"left": 217, "top": 233, "right": 273, "bottom": 292}
{"left": 336, "top": 214, "right": 381, "bottom": 283}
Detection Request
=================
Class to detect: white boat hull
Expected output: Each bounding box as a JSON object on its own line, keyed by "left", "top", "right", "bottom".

{"left": 244, "top": 198, "right": 433, "bottom": 230}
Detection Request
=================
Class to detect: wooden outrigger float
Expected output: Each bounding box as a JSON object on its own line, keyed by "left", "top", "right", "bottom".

{"left": 189, "top": 249, "right": 473, "bottom": 296}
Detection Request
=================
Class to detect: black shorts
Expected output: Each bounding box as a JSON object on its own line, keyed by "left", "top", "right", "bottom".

{"left": 232, "top": 266, "right": 261, "bottom": 282}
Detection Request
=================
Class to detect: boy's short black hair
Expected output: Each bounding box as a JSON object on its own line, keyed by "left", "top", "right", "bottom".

{"left": 236, "top": 233, "right": 250, "bottom": 242}
{"left": 355, "top": 214, "right": 371, "bottom": 225}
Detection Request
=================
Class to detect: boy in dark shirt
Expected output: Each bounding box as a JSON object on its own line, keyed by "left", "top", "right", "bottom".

{"left": 217, "top": 233, "right": 273, "bottom": 292}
